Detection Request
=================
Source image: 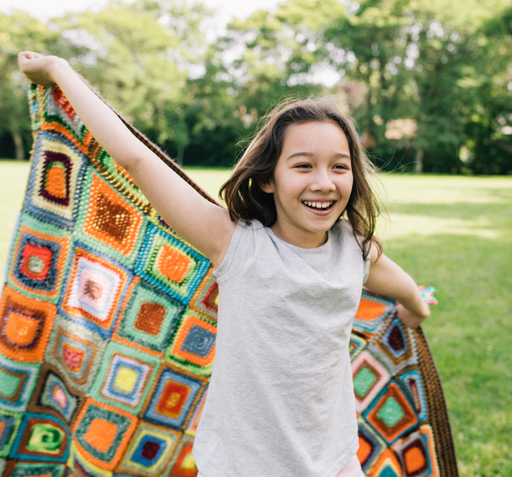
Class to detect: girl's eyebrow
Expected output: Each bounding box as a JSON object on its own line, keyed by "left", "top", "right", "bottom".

{"left": 286, "top": 151, "right": 351, "bottom": 160}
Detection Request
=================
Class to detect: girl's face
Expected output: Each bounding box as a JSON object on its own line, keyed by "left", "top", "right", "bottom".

{"left": 261, "top": 120, "right": 353, "bottom": 248}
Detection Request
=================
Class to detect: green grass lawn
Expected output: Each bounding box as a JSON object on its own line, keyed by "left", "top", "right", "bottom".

{"left": 1, "top": 161, "right": 511, "bottom": 476}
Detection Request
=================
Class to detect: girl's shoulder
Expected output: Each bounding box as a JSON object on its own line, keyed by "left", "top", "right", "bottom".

{"left": 333, "top": 218, "right": 369, "bottom": 257}
{"left": 238, "top": 218, "right": 264, "bottom": 231}
{"left": 215, "top": 219, "right": 263, "bottom": 281}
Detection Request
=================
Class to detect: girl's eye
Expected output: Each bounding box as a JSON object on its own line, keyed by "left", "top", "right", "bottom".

{"left": 295, "top": 163, "right": 312, "bottom": 169}
{"left": 334, "top": 164, "right": 349, "bottom": 170}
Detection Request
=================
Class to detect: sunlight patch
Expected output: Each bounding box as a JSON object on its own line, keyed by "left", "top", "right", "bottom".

{"left": 378, "top": 214, "right": 501, "bottom": 240}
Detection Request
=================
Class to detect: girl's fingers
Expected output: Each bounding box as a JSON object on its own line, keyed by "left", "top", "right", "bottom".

{"left": 396, "top": 303, "right": 427, "bottom": 329}
{"left": 19, "top": 51, "right": 36, "bottom": 61}
{"left": 18, "top": 52, "right": 58, "bottom": 86}
{"left": 18, "top": 52, "right": 33, "bottom": 71}
{"left": 18, "top": 51, "right": 44, "bottom": 69}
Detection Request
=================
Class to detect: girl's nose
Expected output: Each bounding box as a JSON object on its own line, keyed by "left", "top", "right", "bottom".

{"left": 311, "top": 170, "right": 336, "bottom": 192}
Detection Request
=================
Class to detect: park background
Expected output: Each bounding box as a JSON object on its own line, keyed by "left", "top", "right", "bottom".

{"left": 0, "top": 0, "right": 511, "bottom": 475}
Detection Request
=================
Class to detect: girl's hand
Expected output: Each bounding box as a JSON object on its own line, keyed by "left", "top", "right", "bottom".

{"left": 396, "top": 302, "right": 430, "bottom": 329}
{"left": 18, "top": 51, "right": 66, "bottom": 86}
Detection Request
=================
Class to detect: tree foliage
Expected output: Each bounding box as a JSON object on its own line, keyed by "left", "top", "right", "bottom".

{"left": 56, "top": 0, "right": 210, "bottom": 160}
{"left": 0, "top": 0, "right": 511, "bottom": 174}
{"left": 0, "top": 12, "right": 71, "bottom": 159}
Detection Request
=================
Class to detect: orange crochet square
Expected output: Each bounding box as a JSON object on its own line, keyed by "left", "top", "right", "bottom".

{"left": 404, "top": 444, "right": 427, "bottom": 473}
{"left": 0, "top": 286, "right": 56, "bottom": 362}
{"left": 155, "top": 245, "right": 194, "bottom": 284}
{"left": 73, "top": 398, "right": 137, "bottom": 471}
{"left": 43, "top": 159, "right": 68, "bottom": 200}
{"left": 83, "top": 173, "right": 144, "bottom": 257}
{"left": 3, "top": 312, "right": 40, "bottom": 348}
{"left": 83, "top": 417, "right": 119, "bottom": 454}
{"left": 356, "top": 299, "right": 387, "bottom": 320}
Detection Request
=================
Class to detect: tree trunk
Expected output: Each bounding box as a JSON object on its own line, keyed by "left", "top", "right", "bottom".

{"left": 11, "top": 125, "right": 25, "bottom": 161}
{"left": 414, "top": 147, "right": 424, "bottom": 174}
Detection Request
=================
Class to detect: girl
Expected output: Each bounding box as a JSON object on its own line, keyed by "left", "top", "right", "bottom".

{"left": 18, "top": 51, "right": 430, "bottom": 477}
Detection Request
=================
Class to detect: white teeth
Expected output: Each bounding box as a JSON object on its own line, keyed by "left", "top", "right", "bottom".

{"left": 304, "top": 201, "right": 333, "bottom": 209}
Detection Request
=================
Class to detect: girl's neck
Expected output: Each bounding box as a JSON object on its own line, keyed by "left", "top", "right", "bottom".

{"left": 269, "top": 223, "right": 328, "bottom": 249}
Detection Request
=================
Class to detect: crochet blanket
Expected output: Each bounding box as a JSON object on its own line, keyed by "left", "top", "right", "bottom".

{"left": 0, "top": 85, "right": 458, "bottom": 477}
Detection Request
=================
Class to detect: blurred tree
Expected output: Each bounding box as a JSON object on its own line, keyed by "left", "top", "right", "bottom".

{"left": 212, "top": 0, "right": 512, "bottom": 173}
{"left": 217, "top": 0, "right": 337, "bottom": 138}
{"left": 464, "top": 6, "right": 512, "bottom": 174}
{"left": 322, "top": 0, "right": 413, "bottom": 169}
{"left": 0, "top": 12, "right": 70, "bottom": 159}
{"left": 320, "top": 0, "right": 512, "bottom": 173}
{"left": 1, "top": 0, "right": 510, "bottom": 172}
{"left": 407, "top": 13, "right": 473, "bottom": 173}
{"left": 405, "top": 0, "right": 512, "bottom": 173}
{"left": 56, "top": 0, "right": 210, "bottom": 164}
{"left": 182, "top": 48, "right": 244, "bottom": 167}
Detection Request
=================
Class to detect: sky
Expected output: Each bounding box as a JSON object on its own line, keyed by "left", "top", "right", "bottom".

{"left": 0, "top": 0, "right": 280, "bottom": 26}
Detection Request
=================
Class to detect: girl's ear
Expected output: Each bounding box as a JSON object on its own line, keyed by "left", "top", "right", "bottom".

{"left": 259, "top": 178, "right": 275, "bottom": 194}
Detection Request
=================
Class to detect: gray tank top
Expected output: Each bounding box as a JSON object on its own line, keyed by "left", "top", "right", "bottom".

{"left": 192, "top": 219, "right": 370, "bottom": 477}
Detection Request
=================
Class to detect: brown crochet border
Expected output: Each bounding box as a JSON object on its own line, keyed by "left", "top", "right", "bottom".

{"left": 415, "top": 327, "right": 459, "bottom": 476}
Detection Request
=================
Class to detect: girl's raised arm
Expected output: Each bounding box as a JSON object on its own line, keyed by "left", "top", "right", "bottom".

{"left": 364, "top": 243, "right": 430, "bottom": 328}
{"left": 18, "top": 52, "right": 236, "bottom": 268}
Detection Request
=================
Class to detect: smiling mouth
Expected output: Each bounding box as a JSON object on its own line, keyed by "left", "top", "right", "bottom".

{"left": 302, "top": 200, "right": 335, "bottom": 210}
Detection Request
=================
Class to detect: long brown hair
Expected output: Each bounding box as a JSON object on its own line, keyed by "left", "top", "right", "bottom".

{"left": 220, "top": 96, "right": 382, "bottom": 259}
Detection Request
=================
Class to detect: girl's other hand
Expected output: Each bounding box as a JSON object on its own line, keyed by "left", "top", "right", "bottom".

{"left": 18, "top": 51, "right": 66, "bottom": 86}
{"left": 396, "top": 302, "right": 430, "bottom": 329}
